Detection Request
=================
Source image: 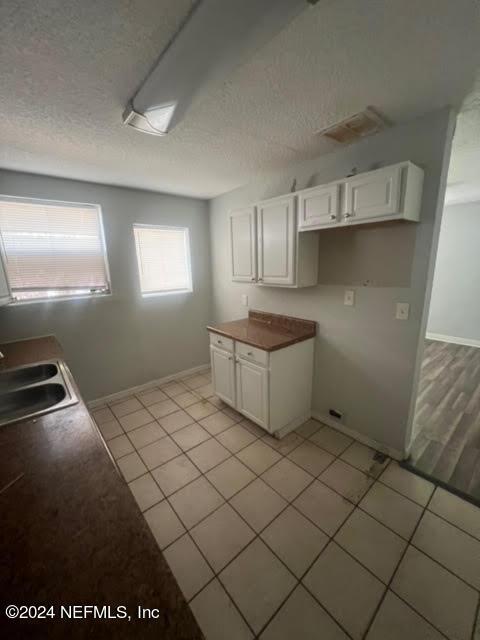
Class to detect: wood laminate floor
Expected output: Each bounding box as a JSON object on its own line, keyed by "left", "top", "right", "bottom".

{"left": 410, "top": 339, "right": 480, "bottom": 501}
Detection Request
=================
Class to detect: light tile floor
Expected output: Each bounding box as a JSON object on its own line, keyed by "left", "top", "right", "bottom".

{"left": 92, "top": 370, "right": 480, "bottom": 640}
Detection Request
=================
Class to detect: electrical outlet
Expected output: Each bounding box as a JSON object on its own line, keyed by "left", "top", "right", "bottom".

{"left": 329, "top": 408, "right": 343, "bottom": 420}
{"left": 344, "top": 290, "right": 355, "bottom": 306}
{"left": 241, "top": 294, "right": 248, "bottom": 307}
{"left": 396, "top": 302, "right": 410, "bottom": 320}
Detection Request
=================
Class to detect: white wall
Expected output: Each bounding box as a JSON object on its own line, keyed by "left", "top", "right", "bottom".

{"left": 427, "top": 200, "right": 480, "bottom": 345}
{"left": 209, "top": 109, "right": 454, "bottom": 456}
{"left": 0, "top": 170, "right": 212, "bottom": 401}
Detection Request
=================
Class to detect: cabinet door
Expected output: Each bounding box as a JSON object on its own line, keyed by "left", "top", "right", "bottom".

{"left": 298, "top": 183, "right": 340, "bottom": 230}
{"left": 0, "top": 244, "right": 12, "bottom": 306}
{"left": 230, "top": 207, "right": 257, "bottom": 282}
{"left": 210, "top": 346, "right": 236, "bottom": 406}
{"left": 257, "top": 195, "right": 296, "bottom": 286}
{"left": 344, "top": 165, "right": 401, "bottom": 223}
{"left": 235, "top": 358, "right": 269, "bottom": 430}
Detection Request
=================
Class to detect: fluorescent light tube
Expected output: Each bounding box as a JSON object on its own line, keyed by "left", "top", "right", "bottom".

{"left": 124, "top": 0, "right": 314, "bottom": 136}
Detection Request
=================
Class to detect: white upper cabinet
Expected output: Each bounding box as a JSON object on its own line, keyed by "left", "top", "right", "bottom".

{"left": 298, "top": 183, "right": 340, "bottom": 230}
{"left": 230, "top": 206, "right": 257, "bottom": 282}
{"left": 257, "top": 194, "right": 296, "bottom": 286}
{"left": 344, "top": 164, "right": 402, "bottom": 223}
{"left": 255, "top": 194, "right": 318, "bottom": 288}
{"left": 298, "top": 162, "right": 424, "bottom": 231}
{"left": 229, "top": 162, "right": 423, "bottom": 285}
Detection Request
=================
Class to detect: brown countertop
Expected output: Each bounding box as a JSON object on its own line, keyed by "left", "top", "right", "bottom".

{"left": 207, "top": 310, "right": 316, "bottom": 351}
{"left": 0, "top": 336, "right": 203, "bottom": 640}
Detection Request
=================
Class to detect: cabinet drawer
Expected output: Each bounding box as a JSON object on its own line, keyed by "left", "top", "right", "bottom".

{"left": 235, "top": 341, "right": 269, "bottom": 366}
{"left": 209, "top": 332, "right": 234, "bottom": 352}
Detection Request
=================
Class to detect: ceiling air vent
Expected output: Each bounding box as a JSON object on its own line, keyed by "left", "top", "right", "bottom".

{"left": 319, "top": 108, "right": 389, "bottom": 144}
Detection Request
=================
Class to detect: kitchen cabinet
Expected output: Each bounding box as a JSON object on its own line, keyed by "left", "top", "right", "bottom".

{"left": 344, "top": 164, "right": 402, "bottom": 223}
{"left": 298, "top": 162, "right": 424, "bottom": 231}
{"left": 229, "top": 194, "right": 318, "bottom": 288}
{"left": 229, "top": 162, "right": 423, "bottom": 282}
{"left": 257, "top": 194, "right": 296, "bottom": 286}
{"left": 235, "top": 357, "right": 269, "bottom": 428}
{"left": 210, "top": 345, "right": 236, "bottom": 406}
{"left": 230, "top": 206, "right": 257, "bottom": 282}
{"left": 209, "top": 331, "right": 314, "bottom": 436}
{"left": 297, "top": 183, "right": 340, "bottom": 230}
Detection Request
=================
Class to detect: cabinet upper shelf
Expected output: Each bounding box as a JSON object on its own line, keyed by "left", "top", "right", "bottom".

{"left": 228, "top": 161, "right": 424, "bottom": 288}
{"left": 298, "top": 161, "right": 424, "bottom": 231}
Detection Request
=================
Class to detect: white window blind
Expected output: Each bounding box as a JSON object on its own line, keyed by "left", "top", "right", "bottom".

{"left": 0, "top": 196, "right": 110, "bottom": 301}
{"left": 133, "top": 225, "right": 192, "bottom": 295}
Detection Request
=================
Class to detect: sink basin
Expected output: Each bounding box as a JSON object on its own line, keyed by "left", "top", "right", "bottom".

{"left": 0, "top": 363, "right": 58, "bottom": 393}
{"left": 0, "top": 360, "right": 77, "bottom": 427}
{"left": 0, "top": 384, "right": 66, "bottom": 425}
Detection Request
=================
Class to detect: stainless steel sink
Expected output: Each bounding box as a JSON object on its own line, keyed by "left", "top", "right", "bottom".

{"left": 0, "top": 362, "right": 58, "bottom": 393}
{"left": 0, "top": 360, "right": 78, "bottom": 427}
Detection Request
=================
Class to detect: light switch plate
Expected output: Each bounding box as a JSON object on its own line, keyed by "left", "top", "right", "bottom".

{"left": 241, "top": 294, "right": 248, "bottom": 307}
{"left": 396, "top": 302, "right": 410, "bottom": 320}
{"left": 344, "top": 290, "right": 355, "bottom": 306}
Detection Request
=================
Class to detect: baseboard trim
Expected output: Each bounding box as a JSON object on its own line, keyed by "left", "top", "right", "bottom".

{"left": 311, "top": 412, "right": 405, "bottom": 461}
{"left": 274, "top": 413, "right": 312, "bottom": 439}
{"left": 87, "top": 363, "right": 211, "bottom": 409}
{"left": 426, "top": 332, "right": 480, "bottom": 348}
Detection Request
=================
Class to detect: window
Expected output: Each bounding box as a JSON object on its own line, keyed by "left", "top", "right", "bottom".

{"left": 0, "top": 196, "right": 110, "bottom": 302}
{"left": 133, "top": 224, "right": 192, "bottom": 296}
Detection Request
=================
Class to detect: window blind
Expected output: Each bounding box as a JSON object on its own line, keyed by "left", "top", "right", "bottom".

{"left": 133, "top": 225, "right": 192, "bottom": 295}
{"left": 0, "top": 196, "right": 110, "bottom": 301}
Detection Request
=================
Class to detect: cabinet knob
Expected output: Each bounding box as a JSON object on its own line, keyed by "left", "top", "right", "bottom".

{"left": 258, "top": 278, "right": 263, "bottom": 282}
{"left": 247, "top": 351, "right": 253, "bottom": 356}
{"left": 344, "top": 213, "right": 352, "bottom": 218}
{"left": 251, "top": 277, "right": 255, "bottom": 281}
{"left": 330, "top": 214, "right": 337, "bottom": 220}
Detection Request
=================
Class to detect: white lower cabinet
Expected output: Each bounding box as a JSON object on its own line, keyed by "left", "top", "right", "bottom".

{"left": 235, "top": 358, "right": 269, "bottom": 429}
{"left": 209, "top": 332, "right": 314, "bottom": 436}
{"left": 210, "top": 346, "right": 236, "bottom": 406}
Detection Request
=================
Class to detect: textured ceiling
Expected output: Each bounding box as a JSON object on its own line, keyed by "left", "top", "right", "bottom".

{"left": 0, "top": 0, "right": 479, "bottom": 198}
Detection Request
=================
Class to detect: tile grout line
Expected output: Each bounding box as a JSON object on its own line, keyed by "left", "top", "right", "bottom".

{"left": 160, "top": 424, "right": 347, "bottom": 636}
{"left": 97, "top": 400, "right": 480, "bottom": 638}
{"left": 108, "top": 412, "right": 454, "bottom": 567}
{"left": 165, "top": 428, "right": 370, "bottom": 638}
{"left": 126, "top": 430, "right": 480, "bottom": 637}
{"left": 471, "top": 595, "right": 480, "bottom": 640}
{"left": 362, "top": 488, "right": 447, "bottom": 640}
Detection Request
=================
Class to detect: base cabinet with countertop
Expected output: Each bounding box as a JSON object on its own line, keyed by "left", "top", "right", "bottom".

{"left": 0, "top": 335, "right": 202, "bottom": 640}
{"left": 208, "top": 311, "right": 316, "bottom": 436}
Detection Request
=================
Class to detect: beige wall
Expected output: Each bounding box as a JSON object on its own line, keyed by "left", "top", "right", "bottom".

{"left": 208, "top": 109, "right": 455, "bottom": 455}
{"left": 0, "top": 170, "right": 212, "bottom": 401}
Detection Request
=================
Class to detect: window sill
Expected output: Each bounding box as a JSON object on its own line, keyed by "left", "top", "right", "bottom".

{"left": 141, "top": 289, "right": 193, "bottom": 298}
{"left": 8, "top": 292, "right": 112, "bottom": 306}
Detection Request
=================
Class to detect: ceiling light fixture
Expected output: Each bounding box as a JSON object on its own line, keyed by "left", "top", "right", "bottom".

{"left": 123, "top": 0, "right": 319, "bottom": 136}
